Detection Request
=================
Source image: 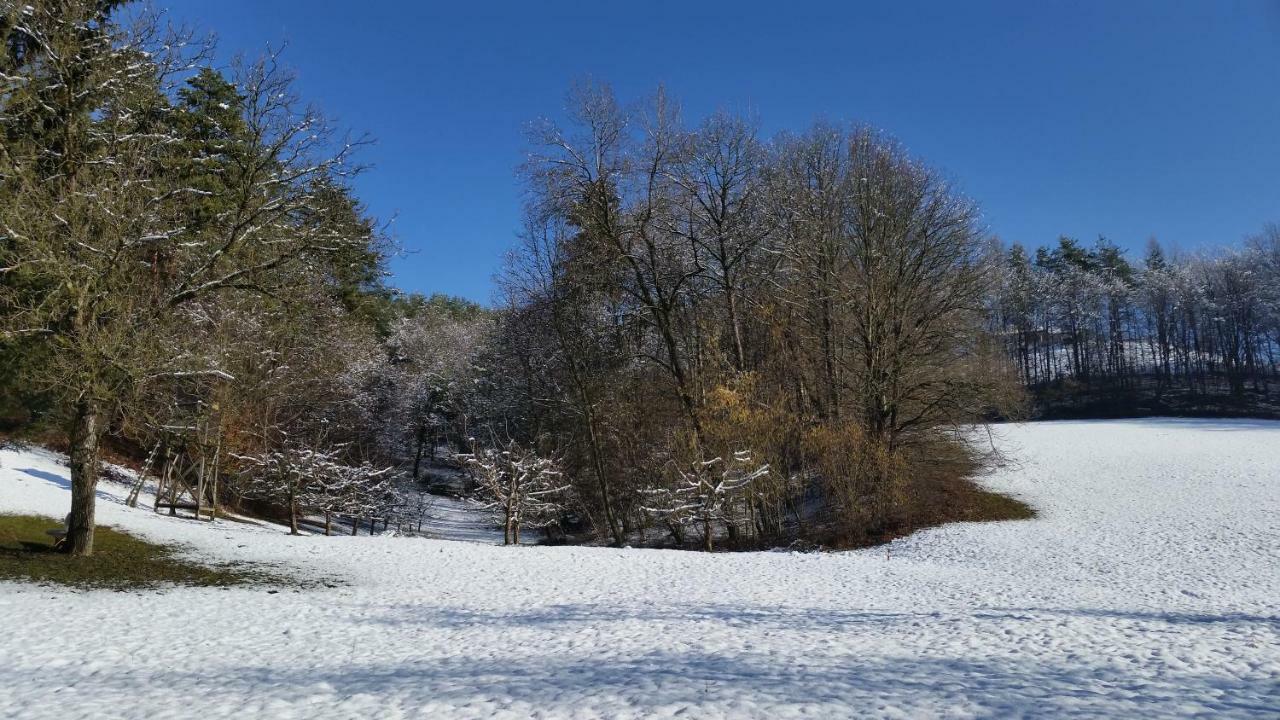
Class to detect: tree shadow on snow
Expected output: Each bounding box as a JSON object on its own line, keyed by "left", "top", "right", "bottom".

{"left": 17, "top": 467, "right": 120, "bottom": 503}
{"left": 17, "top": 467, "right": 71, "bottom": 489}
{"left": 360, "top": 602, "right": 904, "bottom": 630}
{"left": 980, "top": 606, "right": 1280, "bottom": 629}
{"left": 1092, "top": 417, "right": 1280, "bottom": 433}
{"left": 7, "top": 647, "right": 1275, "bottom": 718}
{"left": 355, "top": 601, "right": 1280, "bottom": 634}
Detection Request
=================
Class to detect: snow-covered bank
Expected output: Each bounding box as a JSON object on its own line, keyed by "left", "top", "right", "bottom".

{"left": 2, "top": 419, "right": 1278, "bottom": 718}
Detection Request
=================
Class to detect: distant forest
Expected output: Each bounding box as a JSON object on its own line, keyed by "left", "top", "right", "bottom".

{"left": 991, "top": 233, "right": 1280, "bottom": 418}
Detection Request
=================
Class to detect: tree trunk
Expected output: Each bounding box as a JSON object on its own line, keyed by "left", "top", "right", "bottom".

{"left": 726, "top": 284, "right": 746, "bottom": 371}
{"left": 209, "top": 430, "right": 222, "bottom": 521}
{"left": 563, "top": 351, "right": 623, "bottom": 546}
{"left": 582, "top": 410, "right": 623, "bottom": 546}
{"left": 324, "top": 511, "right": 332, "bottom": 536}
{"left": 821, "top": 291, "right": 841, "bottom": 422}
{"left": 288, "top": 489, "right": 300, "bottom": 535}
{"left": 411, "top": 425, "right": 426, "bottom": 483}
{"left": 195, "top": 450, "right": 206, "bottom": 521}
{"left": 65, "top": 397, "right": 102, "bottom": 556}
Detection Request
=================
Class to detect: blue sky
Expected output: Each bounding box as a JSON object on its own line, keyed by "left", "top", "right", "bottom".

{"left": 161, "top": 0, "right": 1280, "bottom": 303}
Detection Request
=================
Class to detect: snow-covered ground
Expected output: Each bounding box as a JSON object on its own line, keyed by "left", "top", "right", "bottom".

{"left": 412, "top": 493, "right": 503, "bottom": 543}
{"left": 1, "top": 419, "right": 1278, "bottom": 719}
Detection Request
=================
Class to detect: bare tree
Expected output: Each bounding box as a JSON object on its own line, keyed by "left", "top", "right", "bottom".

{"left": 674, "top": 111, "right": 770, "bottom": 372}
{"left": 459, "top": 441, "right": 570, "bottom": 545}
{"left": 643, "top": 451, "right": 768, "bottom": 551}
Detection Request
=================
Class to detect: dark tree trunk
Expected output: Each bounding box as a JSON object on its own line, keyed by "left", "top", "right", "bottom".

{"left": 288, "top": 489, "right": 300, "bottom": 535}
{"left": 411, "top": 425, "right": 426, "bottom": 483}
{"left": 65, "top": 397, "right": 102, "bottom": 556}
{"left": 582, "top": 409, "right": 623, "bottom": 546}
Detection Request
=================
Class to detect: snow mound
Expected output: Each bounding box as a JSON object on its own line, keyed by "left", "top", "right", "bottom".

{"left": 2, "top": 419, "right": 1279, "bottom": 718}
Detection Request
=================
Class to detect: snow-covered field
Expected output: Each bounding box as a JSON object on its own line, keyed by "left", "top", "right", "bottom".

{"left": 1, "top": 419, "right": 1278, "bottom": 719}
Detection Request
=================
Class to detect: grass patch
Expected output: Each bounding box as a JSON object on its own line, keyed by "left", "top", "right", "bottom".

{"left": 817, "top": 475, "right": 1036, "bottom": 550}
{"left": 860, "top": 458, "right": 1035, "bottom": 548}
{"left": 810, "top": 436, "right": 1037, "bottom": 550}
{"left": 0, "top": 514, "right": 290, "bottom": 590}
{"left": 903, "top": 473, "right": 1035, "bottom": 527}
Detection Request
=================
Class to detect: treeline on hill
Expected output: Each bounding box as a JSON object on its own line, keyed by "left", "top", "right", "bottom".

{"left": 991, "top": 232, "right": 1280, "bottom": 418}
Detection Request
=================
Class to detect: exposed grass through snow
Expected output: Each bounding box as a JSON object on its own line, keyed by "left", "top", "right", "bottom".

{"left": 0, "top": 514, "right": 289, "bottom": 590}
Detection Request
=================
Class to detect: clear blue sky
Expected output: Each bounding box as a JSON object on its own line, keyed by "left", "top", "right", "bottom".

{"left": 162, "top": 0, "right": 1280, "bottom": 304}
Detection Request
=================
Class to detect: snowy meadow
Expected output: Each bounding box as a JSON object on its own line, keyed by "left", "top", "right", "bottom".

{"left": 5, "top": 4, "right": 1280, "bottom": 719}
{"left": 2, "top": 418, "right": 1277, "bottom": 719}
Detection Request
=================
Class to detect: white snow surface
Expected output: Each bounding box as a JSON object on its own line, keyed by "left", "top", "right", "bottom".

{"left": 1, "top": 419, "right": 1278, "bottom": 719}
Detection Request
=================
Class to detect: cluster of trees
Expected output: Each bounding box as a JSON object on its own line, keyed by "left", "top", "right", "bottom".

{"left": 992, "top": 231, "right": 1280, "bottom": 412}
{"left": 375, "top": 295, "right": 489, "bottom": 484}
{"left": 13, "top": 4, "right": 1268, "bottom": 556}
{"left": 234, "top": 443, "right": 397, "bottom": 536}
{"left": 424, "top": 83, "right": 1020, "bottom": 550}
{"left": 0, "top": 1, "right": 420, "bottom": 554}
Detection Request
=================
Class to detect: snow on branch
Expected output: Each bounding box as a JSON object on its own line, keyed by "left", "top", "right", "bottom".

{"left": 457, "top": 440, "right": 572, "bottom": 545}
{"left": 233, "top": 443, "right": 400, "bottom": 534}
{"left": 643, "top": 450, "right": 769, "bottom": 550}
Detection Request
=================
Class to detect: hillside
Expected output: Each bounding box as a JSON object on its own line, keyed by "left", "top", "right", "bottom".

{"left": 1, "top": 419, "right": 1278, "bottom": 718}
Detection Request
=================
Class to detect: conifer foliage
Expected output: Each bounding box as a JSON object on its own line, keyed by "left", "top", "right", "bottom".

{"left": 991, "top": 233, "right": 1280, "bottom": 413}
{"left": 1, "top": 1, "right": 385, "bottom": 554}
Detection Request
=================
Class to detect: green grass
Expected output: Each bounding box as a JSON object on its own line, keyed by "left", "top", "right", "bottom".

{"left": 0, "top": 514, "right": 290, "bottom": 590}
